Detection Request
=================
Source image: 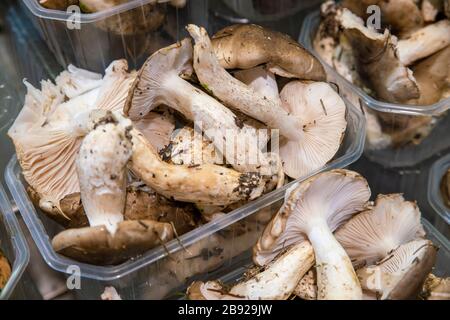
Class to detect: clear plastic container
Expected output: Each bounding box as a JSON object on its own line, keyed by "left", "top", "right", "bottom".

{"left": 299, "top": 11, "right": 450, "bottom": 169}
{"left": 428, "top": 154, "right": 450, "bottom": 225}
{"left": 5, "top": 99, "right": 365, "bottom": 300}
{"left": 20, "top": 0, "right": 209, "bottom": 73}
{"left": 0, "top": 183, "right": 30, "bottom": 300}
{"left": 191, "top": 218, "right": 450, "bottom": 296}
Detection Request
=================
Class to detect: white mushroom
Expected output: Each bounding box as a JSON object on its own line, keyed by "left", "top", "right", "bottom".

{"left": 125, "top": 39, "right": 278, "bottom": 177}
{"left": 278, "top": 81, "right": 346, "bottom": 179}
{"left": 8, "top": 60, "right": 135, "bottom": 217}
{"left": 335, "top": 194, "right": 426, "bottom": 268}
{"left": 187, "top": 24, "right": 346, "bottom": 179}
{"left": 254, "top": 170, "right": 371, "bottom": 300}
{"left": 396, "top": 20, "right": 450, "bottom": 66}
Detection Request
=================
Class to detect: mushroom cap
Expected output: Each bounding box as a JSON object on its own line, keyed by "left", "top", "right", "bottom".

{"left": 279, "top": 81, "right": 347, "bottom": 179}
{"left": 27, "top": 186, "right": 88, "bottom": 229}
{"left": 52, "top": 219, "right": 174, "bottom": 265}
{"left": 338, "top": 8, "right": 420, "bottom": 103}
{"left": 9, "top": 60, "right": 135, "bottom": 214}
{"left": 133, "top": 110, "right": 176, "bottom": 153}
{"left": 211, "top": 24, "right": 326, "bottom": 81}
{"left": 124, "top": 38, "right": 194, "bottom": 120}
{"left": 335, "top": 194, "right": 426, "bottom": 268}
{"left": 0, "top": 251, "right": 11, "bottom": 290}
{"left": 253, "top": 169, "right": 371, "bottom": 266}
{"left": 357, "top": 239, "right": 437, "bottom": 300}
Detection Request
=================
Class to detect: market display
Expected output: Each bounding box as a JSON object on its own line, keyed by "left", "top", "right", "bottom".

{"left": 8, "top": 24, "right": 348, "bottom": 266}
{"left": 187, "top": 170, "right": 448, "bottom": 300}
{"left": 313, "top": 0, "right": 450, "bottom": 148}
{"left": 1, "top": 0, "right": 449, "bottom": 302}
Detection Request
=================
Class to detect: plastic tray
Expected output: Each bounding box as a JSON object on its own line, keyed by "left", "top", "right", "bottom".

{"left": 20, "top": 0, "right": 209, "bottom": 73}
{"left": 0, "top": 183, "right": 30, "bottom": 300}
{"left": 5, "top": 98, "right": 365, "bottom": 299}
{"left": 299, "top": 11, "right": 450, "bottom": 169}
{"left": 428, "top": 154, "right": 450, "bottom": 225}
{"left": 193, "top": 218, "right": 450, "bottom": 298}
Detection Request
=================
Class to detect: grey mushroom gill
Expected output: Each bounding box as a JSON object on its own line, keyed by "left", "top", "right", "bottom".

{"left": 186, "top": 24, "right": 346, "bottom": 180}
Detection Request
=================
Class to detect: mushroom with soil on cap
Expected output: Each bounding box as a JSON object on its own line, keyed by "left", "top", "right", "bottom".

{"left": 52, "top": 115, "right": 174, "bottom": 265}
{"left": 357, "top": 239, "right": 437, "bottom": 300}
{"left": 187, "top": 24, "right": 346, "bottom": 179}
{"left": 8, "top": 60, "right": 135, "bottom": 224}
{"left": 254, "top": 169, "right": 371, "bottom": 299}
{"left": 335, "top": 194, "right": 425, "bottom": 269}
{"left": 125, "top": 38, "right": 280, "bottom": 179}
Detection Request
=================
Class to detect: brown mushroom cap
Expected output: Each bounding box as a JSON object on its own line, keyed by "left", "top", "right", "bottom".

{"left": 0, "top": 251, "right": 11, "bottom": 290}
{"left": 357, "top": 239, "right": 437, "bottom": 300}
{"left": 52, "top": 219, "right": 174, "bottom": 265}
{"left": 211, "top": 24, "right": 326, "bottom": 81}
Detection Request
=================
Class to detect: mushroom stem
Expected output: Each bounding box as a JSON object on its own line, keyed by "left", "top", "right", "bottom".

{"left": 397, "top": 20, "right": 450, "bottom": 66}
{"left": 308, "top": 222, "right": 362, "bottom": 300}
{"left": 77, "top": 115, "right": 132, "bottom": 235}
{"left": 186, "top": 24, "right": 302, "bottom": 141}
{"left": 128, "top": 127, "right": 265, "bottom": 206}
{"left": 229, "top": 242, "right": 315, "bottom": 300}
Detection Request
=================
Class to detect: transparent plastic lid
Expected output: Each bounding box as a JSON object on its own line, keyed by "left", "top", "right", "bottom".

{"left": 0, "top": 183, "right": 30, "bottom": 300}
{"left": 5, "top": 97, "right": 365, "bottom": 281}
{"left": 299, "top": 11, "right": 450, "bottom": 117}
{"left": 428, "top": 154, "right": 450, "bottom": 225}
{"left": 23, "top": 0, "right": 173, "bottom": 23}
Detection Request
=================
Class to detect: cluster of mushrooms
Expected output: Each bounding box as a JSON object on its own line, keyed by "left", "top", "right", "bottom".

{"left": 9, "top": 24, "right": 347, "bottom": 266}
{"left": 38, "top": 0, "right": 187, "bottom": 36}
{"left": 313, "top": 0, "right": 450, "bottom": 148}
{"left": 187, "top": 169, "right": 450, "bottom": 300}
{"left": 0, "top": 249, "right": 11, "bottom": 292}
{"left": 442, "top": 169, "right": 450, "bottom": 207}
